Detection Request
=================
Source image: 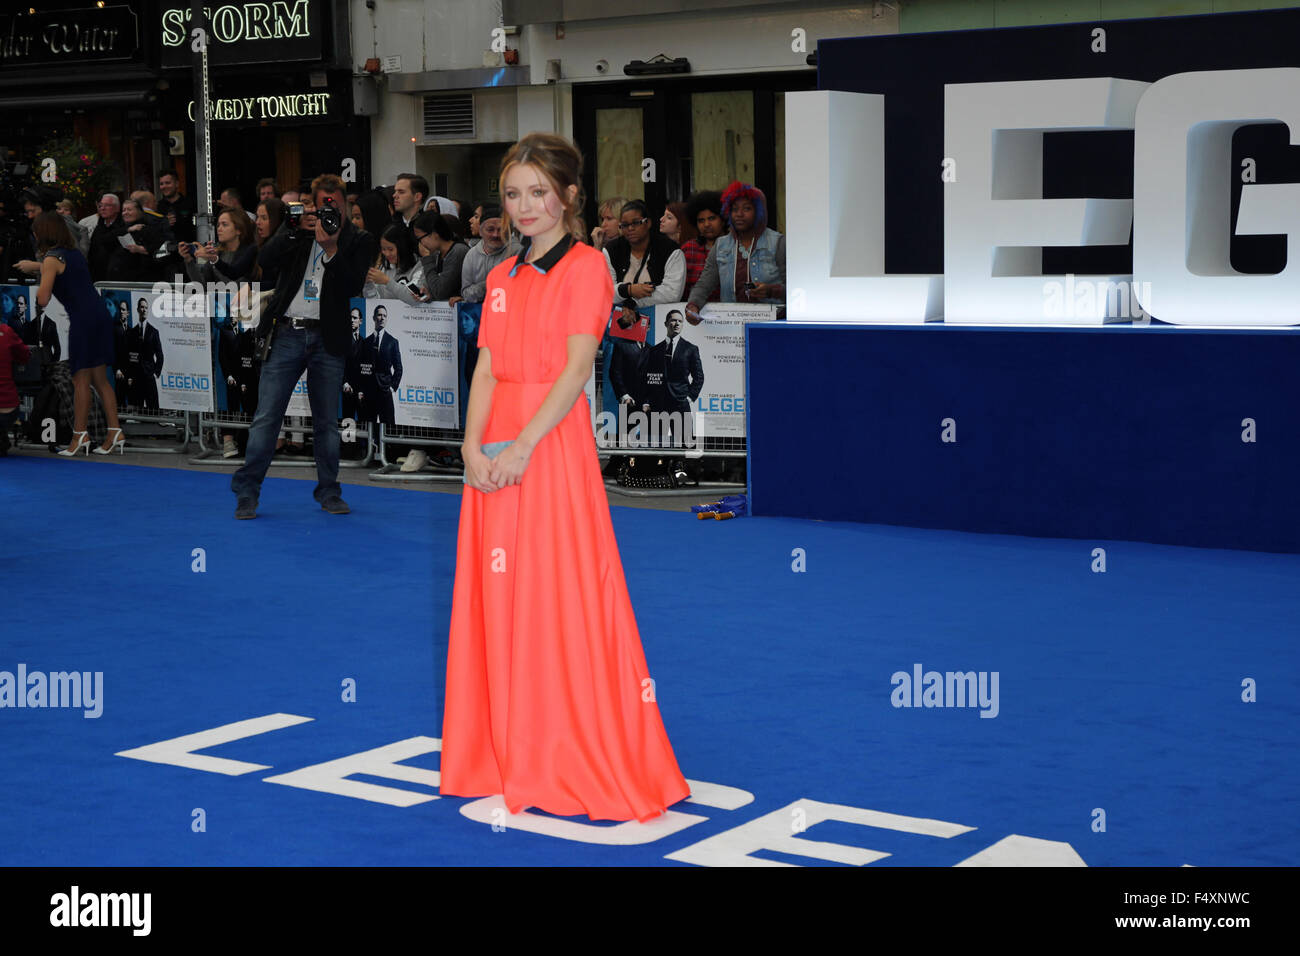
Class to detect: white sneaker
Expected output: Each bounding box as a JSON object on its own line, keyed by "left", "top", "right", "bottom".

{"left": 222, "top": 435, "right": 238, "bottom": 459}
{"left": 400, "top": 448, "right": 429, "bottom": 472}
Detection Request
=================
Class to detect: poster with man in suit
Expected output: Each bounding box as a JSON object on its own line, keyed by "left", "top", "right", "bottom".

{"left": 127, "top": 294, "right": 163, "bottom": 408}
{"left": 129, "top": 290, "right": 212, "bottom": 413}
{"left": 373, "top": 299, "right": 458, "bottom": 430}
{"left": 642, "top": 308, "right": 703, "bottom": 450}
{"left": 362, "top": 303, "right": 403, "bottom": 426}
{"left": 341, "top": 306, "right": 366, "bottom": 423}
{"left": 0, "top": 287, "right": 29, "bottom": 335}
{"left": 653, "top": 301, "right": 773, "bottom": 440}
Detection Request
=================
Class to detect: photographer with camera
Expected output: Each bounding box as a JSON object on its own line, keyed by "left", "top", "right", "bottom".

{"left": 230, "top": 174, "right": 376, "bottom": 519}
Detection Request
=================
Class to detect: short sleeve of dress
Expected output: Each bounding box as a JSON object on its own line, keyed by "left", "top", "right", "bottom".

{"left": 478, "top": 262, "right": 507, "bottom": 354}
{"left": 562, "top": 247, "right": 615, "bottom": 339}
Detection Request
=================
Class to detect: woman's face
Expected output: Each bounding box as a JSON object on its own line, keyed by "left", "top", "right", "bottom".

{"left": 380, "top": 238, "right": 398, "bottom": 265}
{"left": 350, "top": 203, "right": 365, "bottom": 230}
{"left": 256, "top": 204, "right": 272, "bottom": 240}
{"left": 659, "top": 210, "right": 678, "bottom": 237}
{"left": 469, "top": 206, "right": 482, "bottom": 236}
{"left": 600, "top": 210, "right": 619, "bottom": 240}
{"left": 503, "top": 164, "right": 570, "bottom": 241}
{"left": 121, "top": 202, "right": 140, "bottom": 224}
{"left": 216, "top": 213, "right": 236, "bottom": 245}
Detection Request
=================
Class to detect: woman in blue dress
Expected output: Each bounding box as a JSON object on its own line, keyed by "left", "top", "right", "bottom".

{"left": 17, "top": 212, "right": 124, "bottom": 455}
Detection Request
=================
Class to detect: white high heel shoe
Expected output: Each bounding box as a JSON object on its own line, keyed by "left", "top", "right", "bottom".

{"left": 93, "top": 427, "right": 125, "bottom": 455}
{"left": 58, "top": 431, "right": 92, "bottom": 457}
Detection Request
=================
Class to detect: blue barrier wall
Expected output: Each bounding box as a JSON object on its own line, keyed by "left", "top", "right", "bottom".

{"left": 746, "top": 325, "right": 1300, "bottom": 552}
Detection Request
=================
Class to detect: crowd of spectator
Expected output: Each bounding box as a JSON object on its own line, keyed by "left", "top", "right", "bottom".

{"left": 4, "top": 166, "right": 782, "bottom": 483}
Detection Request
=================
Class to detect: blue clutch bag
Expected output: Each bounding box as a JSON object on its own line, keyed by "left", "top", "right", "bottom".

{"left": 463, "top": 440, "right": 513, "bottom": 483}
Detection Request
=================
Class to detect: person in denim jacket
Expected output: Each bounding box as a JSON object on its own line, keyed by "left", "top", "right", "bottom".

{"left": 685, "top": 181, "right": 785, "bottom": 323}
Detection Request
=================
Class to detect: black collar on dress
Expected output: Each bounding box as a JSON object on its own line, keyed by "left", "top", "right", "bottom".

{"left": 508, "top": 233, "right": 574, "bottom": 277}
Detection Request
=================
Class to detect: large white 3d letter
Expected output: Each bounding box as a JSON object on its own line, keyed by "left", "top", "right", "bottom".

{"left": 785, "top": 90, "right": 943, "bottom": 322}
{"left": 1133, "top": 68, "right": 1300, "bottom": 325}
{"left": 944, "top": 78, "right": 1148, "bottom": 324}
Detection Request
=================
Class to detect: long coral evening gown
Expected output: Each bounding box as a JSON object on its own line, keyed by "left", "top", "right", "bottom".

{"left": 439, "top": 235, "right": 691, "bottom": 822}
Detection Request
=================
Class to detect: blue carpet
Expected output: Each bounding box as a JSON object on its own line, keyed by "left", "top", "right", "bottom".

{"left": 1, "top": 457, "right": 1296, "bottom": 866}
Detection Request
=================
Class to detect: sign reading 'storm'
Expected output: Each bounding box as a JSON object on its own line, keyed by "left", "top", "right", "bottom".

{"left": 160, "top": 1, "right": 321, "bottom": 67}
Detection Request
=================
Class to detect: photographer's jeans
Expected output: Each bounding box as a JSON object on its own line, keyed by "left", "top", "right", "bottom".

{"left": 231, "top": 325, "right": 345, "bottom": 503}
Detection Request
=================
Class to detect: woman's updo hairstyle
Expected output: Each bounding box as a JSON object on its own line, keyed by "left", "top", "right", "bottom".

{"left": 498, "top": 132, "right": 587, "bottom": 241}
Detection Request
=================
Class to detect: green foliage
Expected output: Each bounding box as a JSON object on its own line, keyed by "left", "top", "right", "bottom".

{"left": 33, "top": 136, "right": 120, "bottom": 213}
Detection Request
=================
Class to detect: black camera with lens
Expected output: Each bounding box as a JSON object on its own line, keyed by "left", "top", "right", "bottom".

{"left": 317, "top": 196, "right": 342, "bottom": 236}
{"left": 285, "top": 201, "right": 305, "bottom": 229}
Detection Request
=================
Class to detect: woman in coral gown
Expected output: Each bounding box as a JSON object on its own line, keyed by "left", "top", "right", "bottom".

{"left": 440, "top": 132, "right": 690, "bottom": 822}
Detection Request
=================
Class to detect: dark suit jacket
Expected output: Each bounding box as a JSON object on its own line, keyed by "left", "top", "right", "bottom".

{"left": 366, "top": 330, "right": 402, "bottom": 390}
{"left": 608, "top": 338, "right": 647, "bottom": 405}
{"left": 40, "top": 316, "right": 60, "bottom": 363}
{"left": 259, "top": 219, "right": 376, "bottom": 358}
{"left": 137, "top": 322, "right": 164, "bottom": 376}
{"left": 344, "top": 332, "right": 364, "bottom": 388}
{"left": 88, "top": 217, "right": 128, "bottom": 282}
{"left": 648, "top": 335, "right": 703, "bottom": 409}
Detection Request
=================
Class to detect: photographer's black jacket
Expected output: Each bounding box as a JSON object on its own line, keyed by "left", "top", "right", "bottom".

{"left": 258, "top": 219, "right": 376, "bottom": 358}
{"left": 107, "top": 212, "right": 173, "bottom": 283}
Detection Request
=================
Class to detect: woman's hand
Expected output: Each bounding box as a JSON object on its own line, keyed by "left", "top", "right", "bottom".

{"left": 462, "top": 445, "right": 500, "bottom": 493}
{"left": 488, "top": 441, "right": 533, "bottom": 488}
{"left": 750, "top": 281, "right": 773, "bottom": 300}
{"left": 684, "top": 302, "right": 703, "bottom": 325}
{"left": 178, "top": 242, "right": 193, "bottom": 261}
{"left": 366, "top": 267, "right": 389, "bottom": 285}
{"left": 14, "top": 259, "right": 39, "bottom": 275}
{"left": 195, "top": 242, "right": 217, "bottom": 262}
{"left": 628, "top": 282, "right": 654, "bottom": 298}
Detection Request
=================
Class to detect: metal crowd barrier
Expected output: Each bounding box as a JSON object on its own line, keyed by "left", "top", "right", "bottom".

{"left": 590, "top": 343, "right": 746, "bottom": 498}
{"left": 189, "top": 407, "right": 376, "bottom": 469}
{"left": 368, "top": 319, "right": 746, "bottom": 497}
{"left": 370, "top": 421, "right": 466, "bottom": 483}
